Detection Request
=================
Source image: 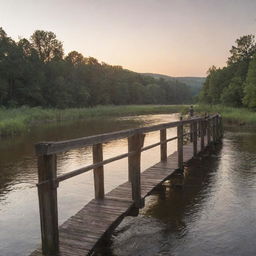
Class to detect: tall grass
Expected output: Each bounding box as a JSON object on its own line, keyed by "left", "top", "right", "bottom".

{"left": 195, "top": 104, "right": 256, "bottom": 125}
{"left": 0, "top": 105, "right": 188, "bottom": 137}
{"left": 1, "top": 104, "right": 255, "bottom": 137}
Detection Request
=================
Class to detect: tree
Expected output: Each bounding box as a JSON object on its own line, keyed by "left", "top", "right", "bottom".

{"left": 228, "top": 35, "right": 256, "bottom": 65}
{"left": 30, "top": 30, "right": 64, "bottom": 62}
{"left": 0, "top": 27, "right": 24, "bottom": 106}
{"left": 0, "top": 27, "right": 194, "bottom": 108}
{"left": 65, "top": 51, "right": 84, "bottom": 66}
{"left": 243, "top": 54, "right": 256, "bottom": 108}
{"left": 221, "top": 77, "right": 244, "bottom": 107}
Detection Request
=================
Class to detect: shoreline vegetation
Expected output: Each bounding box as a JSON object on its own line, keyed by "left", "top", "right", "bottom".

{"left": 0, "top": 105, "right": 187, "bottom": 137}
{"left": 199, "top": 34, "right": 256, "bottom": 109}
{"left": 195, "top": 105, "right": 256, "bottom": 125}
{"left": 0, "top": 105, "right": 255, "bottom": 137}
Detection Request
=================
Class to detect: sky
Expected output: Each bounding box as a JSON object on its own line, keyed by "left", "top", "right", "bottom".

{"left": 0, "top": 0, "right": 255, "bottom": 77}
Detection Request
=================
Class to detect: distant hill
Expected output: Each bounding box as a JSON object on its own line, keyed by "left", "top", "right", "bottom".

{"left": 142, "top": 73, "right": 205, "bottom": 96}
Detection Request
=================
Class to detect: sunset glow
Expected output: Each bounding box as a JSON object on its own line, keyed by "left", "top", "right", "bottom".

{"left": 1, "top": 0, "right": 255, "bottom": 76}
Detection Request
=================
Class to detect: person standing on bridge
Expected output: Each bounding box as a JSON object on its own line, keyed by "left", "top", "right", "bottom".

{"left": 189, "top": 105, "right": 194, "bottom": 118}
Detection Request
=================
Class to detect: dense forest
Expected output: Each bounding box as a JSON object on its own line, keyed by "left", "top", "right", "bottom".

{"left": 0, "top": 28, "right": 193, "bottom": 108}
{"left": 143, "top": 73, "right": 205, "bottom": 96}
{"left": 199, "top": 34, "right": 256, "bottom": 108}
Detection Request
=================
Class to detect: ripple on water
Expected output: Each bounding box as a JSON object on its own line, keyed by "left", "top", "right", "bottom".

{"left": 107, "top": 131, "right": 256, "bottom": 256}
{"left": 112, "top": 216, "right": 167, "bottom": 256}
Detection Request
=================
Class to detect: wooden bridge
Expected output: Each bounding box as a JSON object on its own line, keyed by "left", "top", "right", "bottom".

{"left": 30, "top": 114, "right": 223, "bottom": 256}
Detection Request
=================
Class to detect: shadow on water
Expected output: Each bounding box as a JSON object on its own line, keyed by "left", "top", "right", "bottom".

{"left": 95, "top": 127, "right": 256, "bottom": 256}
{"left": 93, "top": 144, "right": 223, "bottom": 256}
{"left": 0, "top": 117, "right": 145, "bottom": 255}
{"left": 2, "top": 117, "right": 256, "bottom": 256}
{"left": 0, "top": 114, "right": 179, "bottom": 255}
{"left": 0, "top": 118, "right": 143, "bottom": 198}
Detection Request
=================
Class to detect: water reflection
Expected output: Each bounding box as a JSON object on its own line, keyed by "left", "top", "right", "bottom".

{"left": 107, "top": 129, "right": 256, "bottom": 256}
{"left": 0, "top": 114, "right": 178, "bottom": 255}
{"left": 2, "top": 116, "right": 256, "bottom": 256}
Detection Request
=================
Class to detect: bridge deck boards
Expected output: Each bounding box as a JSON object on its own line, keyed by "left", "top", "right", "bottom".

{"left": 30, "top": 141, "right": 201, "bottom": 256}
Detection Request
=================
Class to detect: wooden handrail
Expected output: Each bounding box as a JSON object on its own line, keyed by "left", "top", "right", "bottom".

{"left": 35, "top": 116, "right": 216, "bottom": 155}
{"left": 37, "top": 136, "right": 179, "bottom": 186}
{"left": 36, "top": 116, "right": 220, "bottom": 186}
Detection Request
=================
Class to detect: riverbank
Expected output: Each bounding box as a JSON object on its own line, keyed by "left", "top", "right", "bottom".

{"left": 0, "top": 105, "right": 188, "bottom": 137}
{"left": 1, "top": 105, "right": 255, "bottom": 137}
{"left": 195, "top": 105, "right": 256, "bottom": 125}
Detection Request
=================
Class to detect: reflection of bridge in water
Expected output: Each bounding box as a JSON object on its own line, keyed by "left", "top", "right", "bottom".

{"left": 30, "top": 114, "right": 222, "bottom": 256}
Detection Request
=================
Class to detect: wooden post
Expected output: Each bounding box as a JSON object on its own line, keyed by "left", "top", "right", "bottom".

{"left": 189, "top": 107, "right": 194, "bottom": 142}
{"left": 215, "top": 116, "right": 218, "bottom": 142}
{"left": 211, "top": 118, "right": 214, "bottom": 143}
{"left": 37, "top": 154, "right": 59, "bottom": 255}
{"left": 128, "top": 133, "right": 145, "bottom": 208}
{"left": 160, "top": 129, "right": 167, "bottom": 161}
{"left": 219, "top": 116, "right": 223, "bottom": 138}
{"left": 93, "top": 143, "right": 104, "bottom": 199}
{"left": 190, "top": 122, "right": 193, "bottom": 142}
{"left": 177, "top": 122, "right": 183, "bottom": 170}
{"left": 193, "top": 121, "right": 197, "bottom": 157}
{"left": 216, "top": 116, "right": 220, "bottom": 140}
{"left": 207, "top": 118, "right": 211, "bottom": 145}
{"left": 217, "top": 116, "right": 222, "bottom": 140}
{"left": 216, "top": 116, "right": 219, "bottom": 141}
{"left": 212, "top": 117, "right": 217, "bottom": 143}
{"left": 200, "top": 119, "right": 205, "bottom": 151}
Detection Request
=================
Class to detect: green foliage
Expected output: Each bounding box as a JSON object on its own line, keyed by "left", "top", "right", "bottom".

{"left": 0, "top": 105, "right": 188, "bottom": 136}
{"left": 199, "top": 34, "right": 256, "bottom": 109}
{"left": 30, "top": 30, "right": 64, "bottom": 62}
{"left": 228, "top": 35, "right": 256, "bottom": 65}
{"left": 196, "top": 104, "right": 256, "bottom": 125}
{"left": 243, "top": 54, "right": 256, "bottom": 108}
{"left": 221, "top": 77, "right": 244, "bottom": 107}
{"left": 143, "top": 73, "right": 205, "bottom": 96}
{"left": 0, "top": 27, "right": 194, "bottom": 109}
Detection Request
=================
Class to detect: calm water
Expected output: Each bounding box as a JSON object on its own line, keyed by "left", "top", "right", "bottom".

{"left": 0, "top": 114, "right": 179, "bottom": 256}
{"left": 97, "top": 128, "right": 256, "bottom": 256}
{"left": 1, "top": 116, "right": 256, "bottom": 256}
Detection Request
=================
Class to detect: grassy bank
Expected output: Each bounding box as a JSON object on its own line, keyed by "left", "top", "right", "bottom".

{"left": 0, "top": 105, "right": 188, "bottom": 137}
{"left": 195, "top": 105, "right": 256, "bottom": 125}
{"left": 1, "top": 104, "right": 255, "bottom": 137}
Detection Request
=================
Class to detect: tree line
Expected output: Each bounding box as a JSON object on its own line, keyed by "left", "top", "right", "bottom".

{"left": 0, "top": 28, "right": 193, "bottom": 108}
{"left": 199, "top": 34, "right": 256, "bottom": 108}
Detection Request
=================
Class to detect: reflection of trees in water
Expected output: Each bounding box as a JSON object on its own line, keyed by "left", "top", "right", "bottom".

{"left": 0, "top": 117, "right": 143, "bottom": 200}
{"left": 141, "top": 144, "right": 222, "bottom": 234}
{"left": 230, "top": 132, "right": 256, "bottom": 154}
{"left": 220, "top": 134, "right": 256, "bottom": 201}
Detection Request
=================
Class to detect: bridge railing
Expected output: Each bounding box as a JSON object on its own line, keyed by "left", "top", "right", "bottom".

{"left": 35, "top": 114, "right": 222, "bottom": 255}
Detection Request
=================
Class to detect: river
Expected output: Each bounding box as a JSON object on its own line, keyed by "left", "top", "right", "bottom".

{"left": 0, "top": 115, "right": 256, "bottom": 256}
{"left": 95, "top": 126, "right": 256, "bottom": 256}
